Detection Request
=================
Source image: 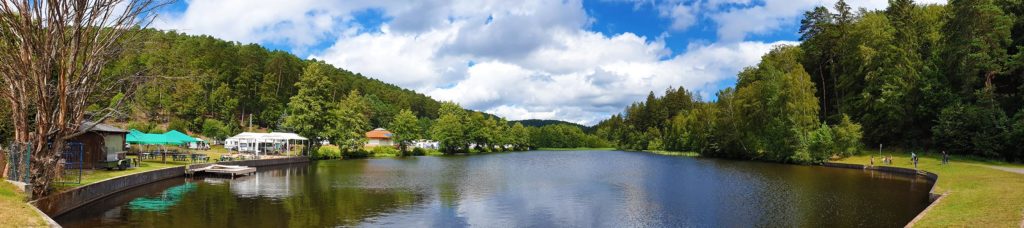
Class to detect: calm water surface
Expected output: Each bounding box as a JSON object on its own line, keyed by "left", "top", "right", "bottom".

{"left": 56, "top": 150, "right": 933, "bottom": 227}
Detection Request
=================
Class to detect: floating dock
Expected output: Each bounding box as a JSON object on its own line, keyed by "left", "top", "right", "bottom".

{"left": 186, "top": 164, "right": 256, "bottom": 178}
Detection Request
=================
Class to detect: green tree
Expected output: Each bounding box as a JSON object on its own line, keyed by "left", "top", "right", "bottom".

{"left": 332, "top": 90, "right": 371, "bottom": 152}
{"left": 283, "top": 62, "right": 337, "bottom": 142}
{"left": 731, "top": 45, "right": 820, "bottom": 163}
{"left": 509, "top": 122, "right": 529, "bottom": 150}
{"left": 389, "top": 109, "right": 421, "bottom": 152}
{"left": 941, "top": 0, "right": 1014, "bottom": 94}
{"left": 932, "top": 88, "right": 1010, "bottom": 158}
{"left": 201, "top": 119, "right": 230, "bottom": 140}
{"left": 432, "top": 102, "right": 468, "bottom": 154}
{"left": 210, "top": 83, "right": 239, "bottom": 122}
{"left": 806, "top": 124, "right": 835, "bottom": 162}
{"left": 831, "top": 114, "right": 863, "bottom": 157}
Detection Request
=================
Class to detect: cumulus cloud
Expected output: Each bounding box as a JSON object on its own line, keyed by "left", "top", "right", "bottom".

{"left": 427, "top": 38, "right": 794, "bottom": 124}
{"left": 156, "top": 0, "right": 941, "bottom": 125}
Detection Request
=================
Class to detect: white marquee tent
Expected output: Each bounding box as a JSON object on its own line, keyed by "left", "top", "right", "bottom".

{"left": 224, "top": 132, "right": 309, "bottom": 156}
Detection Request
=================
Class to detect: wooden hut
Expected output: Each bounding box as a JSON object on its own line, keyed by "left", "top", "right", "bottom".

{"left": 68, "top": 122, "right": 129, "bottom": 169}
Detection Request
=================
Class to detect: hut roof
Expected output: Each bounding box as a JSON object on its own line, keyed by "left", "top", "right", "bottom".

{"left": 79, "top": 121, "right": 128, "bottom": 134}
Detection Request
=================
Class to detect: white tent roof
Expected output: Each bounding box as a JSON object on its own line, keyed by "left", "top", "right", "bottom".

{"left": 227, "top": 132, "right": 308, "bottom": 141}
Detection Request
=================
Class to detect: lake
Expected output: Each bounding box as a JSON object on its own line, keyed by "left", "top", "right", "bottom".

{"left": 56, "top": 150, "right": 933, "bottom": 227}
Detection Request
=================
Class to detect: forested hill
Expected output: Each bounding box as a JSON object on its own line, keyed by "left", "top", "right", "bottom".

{"left": 593, "top": 0, "right": 1024, "bottom": 163}
{"left": 511, "top": 119, "right": 589, "bottom": 129}
{"left": 90, "top": 29, "right": 608, "bottom": 152}
{"left": 105, "top": 29, "right": 444, "bottom": 132}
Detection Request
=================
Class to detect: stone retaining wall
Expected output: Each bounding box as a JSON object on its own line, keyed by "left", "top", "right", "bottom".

{"left": 32, "top": 157, "right": 309, "bottom": 218}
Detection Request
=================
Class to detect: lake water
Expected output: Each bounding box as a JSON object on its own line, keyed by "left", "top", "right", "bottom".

{"left": 56, "top": 150, "right": 933, "bottom": 227}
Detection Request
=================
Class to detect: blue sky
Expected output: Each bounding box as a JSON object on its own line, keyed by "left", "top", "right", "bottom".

{"left": 153, "top": 0, "right": 943, "bottom": 125}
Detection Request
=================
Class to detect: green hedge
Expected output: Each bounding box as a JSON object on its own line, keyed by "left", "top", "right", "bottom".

{"left": 370, "top": 146, "right": 400, "bottom": 157}
{"left": 315, "top": 145, "right": 342, "bottom": 160}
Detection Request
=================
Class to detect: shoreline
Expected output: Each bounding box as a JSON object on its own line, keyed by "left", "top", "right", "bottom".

{"left": 34, "top": 150, "right": 1014, "bottom": 227}
{"left": 31, "top": 157, "right": 310, "bottom": 222}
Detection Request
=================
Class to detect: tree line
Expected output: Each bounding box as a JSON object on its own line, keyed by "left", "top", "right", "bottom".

{"left": 594, "top": 46, "right": 862, "bottom": 164}
{"left": 594, "top": 0, "right": 1024, "bottom": 163}
{"left": 10, "top": 29, "right": 599, "bottom": 156}
{"left": 97, "top": 29, "right": 444, "bottom": 138}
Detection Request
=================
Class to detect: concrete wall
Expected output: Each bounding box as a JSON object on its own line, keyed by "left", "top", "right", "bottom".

{"left": 33, "top": 157, "right": 309, "bottom": 218}
{"left": 822, "top": 162, "right": 939, "bottom": 195}
{"left": 822, "top": 162, "right": 943, "bottom": 227}
{"left": 33, "top": 166, "right": 185, "bottom": 217}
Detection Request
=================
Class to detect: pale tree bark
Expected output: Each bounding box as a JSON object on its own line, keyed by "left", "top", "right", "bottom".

{"left": 0, "top": 0, "right": 165, "bottom": 198}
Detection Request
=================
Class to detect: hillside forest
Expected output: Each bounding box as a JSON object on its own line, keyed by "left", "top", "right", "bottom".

{"left": 0, "top": 29, "right": 605, "bottom": 157}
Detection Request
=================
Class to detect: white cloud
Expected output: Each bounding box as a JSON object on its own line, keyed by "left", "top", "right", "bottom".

{"left": 624, "top": 0, "right": 947, "bottom": 41}
{"left": 663, "top": 2, "right": 701, "bottom": 31}
{"left": 425, "top": 38, "right": 794, "bottom": 124}
{"left": 157, "top": 0, "right": 944, "bottom": 125}
{"left": 313, "top": 24, "right": 464, "bottom": 90}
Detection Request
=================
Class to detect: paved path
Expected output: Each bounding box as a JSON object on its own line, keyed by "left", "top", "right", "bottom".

{"left": 983, "top": 165, "right": 1024, "bottom": 175}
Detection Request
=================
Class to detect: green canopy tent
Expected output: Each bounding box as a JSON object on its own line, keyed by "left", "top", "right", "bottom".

{"left": 164, "top": 130, "right": 199, "bottom": 144}
{"left": 162, "top": 130, "right": 204, "bottom": 163}
{"left": 128, "top": 129, "right": 193, "bottom": 163}
{"left": 127, "top": 130, "right": 184, "bottom": 145}
{"left": 126, "top": 129, "right": 146, "bottom": 144}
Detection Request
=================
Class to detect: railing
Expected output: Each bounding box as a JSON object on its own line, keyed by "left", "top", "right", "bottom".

{"left": 5, "top": 142, "right": 32, "bottom": 183}
{"left": 58, "top": 142, "right": 84, "bottom": 184}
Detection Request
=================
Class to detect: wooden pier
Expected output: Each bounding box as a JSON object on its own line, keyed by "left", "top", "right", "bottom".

{"left": 186, "top": 164, "right": 256, "bottom": 178}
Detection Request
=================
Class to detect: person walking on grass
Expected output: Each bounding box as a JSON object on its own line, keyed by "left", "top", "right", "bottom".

{"left": 913, "top": 153, "right": 919, "bottom": 169}
{"left": 942, "top": 151, "right": 949, "bottom": 165}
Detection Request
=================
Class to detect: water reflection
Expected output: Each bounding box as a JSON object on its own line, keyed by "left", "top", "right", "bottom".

{"left": 127, "top": 182, "right": 196, "bottom": 212}
{"left": 56, "top": 151, "right": 933, "bottom": 227}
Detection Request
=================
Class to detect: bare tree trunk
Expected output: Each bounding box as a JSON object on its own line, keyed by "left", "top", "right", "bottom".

{"left": 0, "top": 0, "right": 165, "bottom": 198}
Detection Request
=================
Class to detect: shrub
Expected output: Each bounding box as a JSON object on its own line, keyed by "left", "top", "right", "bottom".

{"left": 315, "top": 145, "right": 342, "bottom": 160}
{"left": 831, "top": 115, "right": 863, "bottom": 157}
{"left": 371, "top": 146, "right": 400, "bottom": 157}
{"left": 806, "top": 123, "right": 835, "bottom": 162}
{"left": 411, "top": 147, "right": 427, "bottom": 156}
{"left": 343, "top": 149, "right": 370, "bottom": 159}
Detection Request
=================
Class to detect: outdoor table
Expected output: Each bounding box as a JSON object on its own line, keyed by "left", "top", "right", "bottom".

{"left": 191, "top": 154, "right": 209, "bottom": 163}
{"left": 173, "top": 154, "right": 188, "bottom": 161}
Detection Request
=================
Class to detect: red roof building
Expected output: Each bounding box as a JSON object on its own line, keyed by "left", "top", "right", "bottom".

{"left": 365, "top": 128, "right": 394, "bottom": 147}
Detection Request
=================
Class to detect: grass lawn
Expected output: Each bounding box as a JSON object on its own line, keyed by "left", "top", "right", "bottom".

{"left": 836, "top": 152, "right": 1024, "bottom": 227}
{"left": 53, "top": 145, "right": 297, "bottom": 192}
{"left": 0, "top": 181, "right": 47, "bottom": 227}
{"left": 53, "top": 159, "right": 191, "bottom": 191}
{"left": 203, "top": 145, "right": 232, "bottom": 160}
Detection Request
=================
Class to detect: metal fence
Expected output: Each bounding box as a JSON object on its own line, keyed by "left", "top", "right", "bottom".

{"left": 4, "top": 142, "right": 85, "bottom": 184}
{"left": 5, "top": 143, "right": 31, "bottom": 183}
{"left": 59, "top": 142, "right": 84, "bottom": 184}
